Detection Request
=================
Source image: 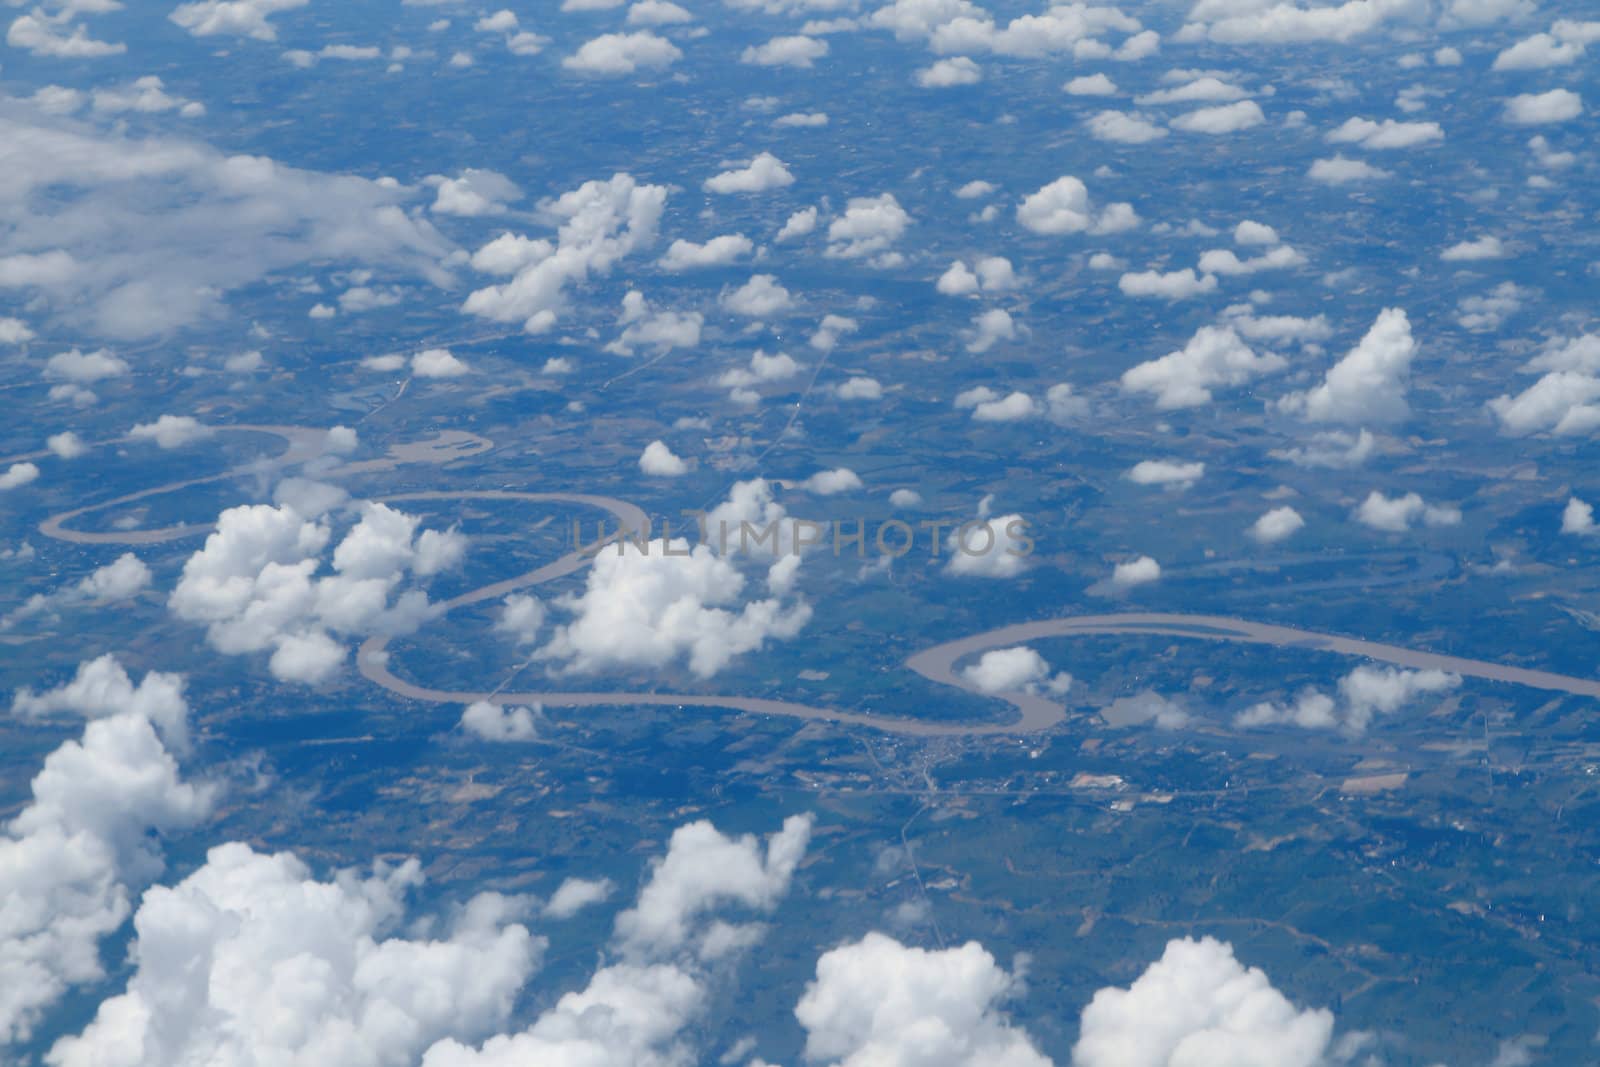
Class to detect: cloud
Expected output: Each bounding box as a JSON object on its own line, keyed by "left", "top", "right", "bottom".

{"left": 704, "top": 153, "right": 795, "bottom": 194}
{"left": 945, "top": 502, "right": 1030, "bottom": 579}
{"left": 629, "top": 0, "right": 694, "bottom": 25}
{"left": 1171, "top": 99, "right": 1265, "bottom": 133}
{"left": 1493, "top": 20, "right": 1600, "bottom": 70}
{"left": 50, "top": 843, "right": 538, "bottom": 1067}
{"left": 1111, "top": 555, "right": 1160, "bottom": 587}
{"left": 1354, "top": 490, "right": 1460, "bottom": 532}
{"left": 1, "top": 664, "right": 207, "bottom": 1045}
{"left": 742, "top": 35, "right": 828, "bottom": 67}
{"left": 1307, "top": 156, "right": 1391, "bottom": 183}
{"left": 44, "top": 348, "right": 128, "bottom": 383}
{"left": 1278, "top": 308, "right": 1414, "bottom": 424}
{"left": 1249, "top": 506, "right": 1305, "bottom": 544}
{"left": 1456, "top": 281, "right": 1525, "bottom": 332}
{"left": 463, "top": 173, "right": 667, "bottom": 333}
{"left": 961, "top": 646, "right": 1071, "bottom": 695}
{"left": 1066, "top": 73, "right": 1118, "bottom": 95}
{"left": 431, "top": 169, "right": 522, "bottom": 216}
{"left": 722, "top": 274, "right": 793, "bottom": 317}
{"left": 1196, "top": 245, "right": 1305, "bottom": 275}
{"left": 563, "top": 31, "right": 682, "bottom": 74}
{"left": 659, "top": 234, "right": 754, "bottom": 270}
{"left": 170, "top": 0, "right": 307, "bottom": 40}
{"left": 461, "top": 701, "right": 541, "bottom": 741}
{"left": 1271, "top": 428, "right": 1375, "bottom": 468}
{"left": 640, "top": 440, "right": 689, "bottom": 476}
{"left": 1238, "top": 665, "right": 1459, "bottom": 733}
{"left": 7, "top": 10, "right": 124, "bottom": 56}
{"left": 1017, "top": 177, "right": 1137, "bottom": 235}
{"left": 1503, "top": 89, "right": 1583, "bottom": 125}
{"left": 1118, "top": 268, "right": 1216, "bottom": 300}
{"left": 1325, "top": 116, "right": 1443, "bottom": 149}
{"left": 1128, "top": 459, "right": 1205, "bottom": 490}
{"left": 0, "top": 462, "right": 40, "bottom": 490}
{"left": 607, "top": 291, "right": 704, "bottom": 355}
{"left": 803, "top": 468, "right": 863, "bottom": 495}
{"left": 129, "top": 414, "right": 212, "bottom": 449}
{"left": 826, "top": 194, "right": 912, "bottom": 260}
{"left": 1183, "top": 0, "right": 1427, "bottom": 45}
{"left": 1074, "top": 936, "right": 1334, "bottom": 1067}
{"left": 1488, "top": 334, "right": 1600, "bottom": 435}
{"left": 1562, "top": 497, "right": 1597, "bottom": 535}
{"left": 0, "top": 107, "right": 452, "bottom": 339}
{"left": 414, "top": 348, "right": 471, "bottom": 378}
{"left": 1121, "top": 325, "right": 1284, "bottom": 408}
{"left": 1086, "top": 110, "right": 1167, "bottom": 143}
{"left": 777, "top": 206, "right": 819, "bottom": 240}
{"left": 1441, "top": 236, "right": 1505, "bottom": 261}
{"left": 537, "top": 535, "right": 810, "bottom": 679}
{"left": 796, "top": 933, "right": 1050, "bottom": 1067}
{"left": 1102, "top": 688, "right": 1185, "bottom": 726}
{"left": 1138, "top": 76, "right": 1247, "bottom": 105}
{"left": 968, "top": 308, "right": 1017, "bottom": 354}
{"left": 917, "top": 56, "right": 981, "bottom": 86}
{"left": 169, "top": 500, "right": 465, "bottom": 684}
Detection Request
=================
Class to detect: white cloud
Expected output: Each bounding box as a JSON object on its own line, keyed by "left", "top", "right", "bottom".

{"left": 1441, "top": 236, "right": 1505, "bottom": 261}
{"left": 1238, "top": 665, "right": 1459, "bottom": 733}
{"left": 742, "top": 34, "right": 829, "bottom": 68}
{"left": 960, "top": 646, "right": 1071, "bottom": 695}
{"left": 945, "top": 503, "right": 1030, "bottom": 579}
{"left": 432, "top": 169, "right": 522, "bottom": 217}
{"left": 1308, "top": 155, "right": 1391, "bottom": 183}
{"left": 1184, "top": 0, "right": 1427, "bottom": 45}
{"left": 1, "top": 666, "right": 207, "bottom": 1044}
{"left": 629, "top": 0, "right": 694, "bottom": 25}
{"left": 1111, "top": 555, "right": 1160, "bottom": 587}
{"left": 660, "top": 234, "right": 754, "bottom": 270}
{"left": 1562, "top": 497, "right": 1597, "bottom": 535}
{"left": 917, "top": 56, "right": 981, "bottom": 87}
{"left": 1326, "top": 116, "right": 1443, "bottom": 149}
{"left": 1171, "top": 99, "right": 1265, "bottom": 133}
{"left": 414, "top": 348, "right": 471, "bottom": 378}
{"left": 0, "top": 462, "right": 40, "bottom": 490}
{"left": 1271, "top": 428, "right": 1375, "bottom": 468}
{"left": 776, "top": 110, "right": 829, "bottom": 127}
{"left": 1017, "top": 177, "right": 1138, "bottom": 235}
{"left": 0, "top": 317, "right": 34, "bottom": 344}
{"left": 170, "top": 0, "right": 308, "bottom": 40}
{"left": 777, "top": 206, "right": 819, "bottom": 241}
{"left": 796, "top": 933, "right": 1050, "bottom": 1067}
{"left": 169, "top": 500, "right": 464, "bottom": 684}
{"left": 538, "top": 536, "right": 810, "bottom": 679}
{"left": 544, "top": 877, "right": 615, "bottom": 918}
{"left": 1456, "top": 281, "right": 1525, "bottom": 332}
{"left": 826, "top": 194, "right": 912, "bottom": 259}
{"left": 1279, "top": 308, "right": 1414, "bottom": 423}
{"left": 704, "top": 153, "right": 795, "bottom": 194}
{"left": 1074, "top": 937, "right": 1334, "bottom": 1067}
{"left": 1138, "top": 76, "right": 1247, "bottom": 105}
{"left": 1250, "top": 506, "right": 1305, "bottom": 544}
{"left": 44, "top": 348, "right": 128, "bottom": 383}
{"left": 803, "top": 468, "right": 863, "bottom": 495}
{"left": 608, "top": 291, "right": 704, "bottom": 356}
{"left": 7, "top": 10, "right": 125, "bottom": 56}
{"left": 1121, "top": 325, "right": 1285, "bottom": 408}
{"left": 1354, "top": 490, "right": 1461, "bottom": 532}
{"left": 1196, "top": 245, "right": 1306, "bottom": 275}
{"left": 968, "top": 308, "right": 1017, "bottom": 354}
{"left": 129, "top": 414, "right": 212, "bottom": 449}
{"left": 47, "top": 431, "right": 88, "bottom": 459}
{"left": 1504, "top": 89, "right": 1583, "bottom": 125}
{"left": 640, "top": 440, "right": 689, "bottom": 476}
{"left": 1118, "top": 268, "right": 1216, "bottom": 300}
{"left": 837, "top": 376, "right": 882, "bottom": 400}
{"left": 563, "top": 31, "right": 682, "bottom": 74}
{"left": 1235, "top": 220, "right": 1279, "bottom": 245}
{"left": 1086, "top": 110, "right": 1167, "bottom": 143}
{"left": 1066, "top": 73, "right": 1117, "bottom": 95}
{"left": 463, "top": 174, "right": 667, "bottom": 334}
{"left": 461, "top": 701, "right": 541, "bottom": 741}
{"left": 1128, "top": 459, "right": 1205, "bottom": 490}
{"left": 722, "top": 274, "right": 793, "bottom": 317}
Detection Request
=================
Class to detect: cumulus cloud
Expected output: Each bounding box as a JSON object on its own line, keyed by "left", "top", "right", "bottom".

{"left": 1278, "top": 308, "right": 1415, "bottom": 424}
{"left": 1171, "top": 99, "right": 1265, "bottom": 133}
{"left": 0, "top": 462, "right": 40, "bottom": 490}
{"left": 1, "top": 663, "right": 207, "bottom": 1044}
{"left": 1503, "top": 89, "right": 1583, "bottom": 125}
{"left": 722, "top": 274, "right": 793, "bottom": 318}
{"left": 1249, "top": 506, "right": 1305, "bottom": 544}
{"left": 543, "top": 877, "right": 613, "bottom": 919}
{"left": 1017, "top": 176, "right": 1137, "bottom": 236}
{"left": 1354, "top": 490, "right": 1460, "bottom": 532}
{"left": 1441, "top": 236, "right": 1505, "bottom": 261}
{"left": 1111, "top": 555, "right": 1160, "bottom": 588}
{"left": 7, "top": 10, "right": 125, "bottom": 56}
{"left": 1074, "top": 936, "right": 1334, "bottom": 1067}
{"left": 826, "top": 194, "right": 912, "bottom": 260}
{"left": 129, "top": 414, "right": 211, "bottom": 448}
{"left": 917, "top": 56, "right": 982, "bottom": 87}
{"left": 607, "top": 290, "right": 704, "bottom": 356}
{"left": 742, "top": 35, "right": 829, "bottom": 67}
{"left": 431, "top": 169, "right": 522, "bottom": 216}
{"left": 563, "top": 31, "right": 682, "bottom": 74}
{"left": 796, "top": 933, "right": 1050, "bottom": 1067}
{"left": 777, "top": 206, "right": 820, "bottom": 241}
{"left": 1121, "top": 325, "right": 1284, "bottom": 408}
{"left": 168, "top": 500, "right": 465, "bottom": 684}
{"left": 659, "top": 234, "right": 754, "bottom": 270}
{"left": 538, "top": 533, "right": 810, "bottom": 679}
{"left": 1238, "top": 665, "right": 1459, "bottom": 733}
{"left": 640, "top": 440, "right": 689, "bottom": 476}
{"left": 170, "top": 0, "right": 308, "bottom": 40}
{"left": 463, "top": 173, "right": 667, "bottom": 334}
{"left": 1182, "top": 0, "right": 1427, "bottom": 45}
{"left": 414, "top": 347, "right": 471, "bottom": 378}
{"left": 1271, "top": 428, "right": 1375, "bottom": 468}
{"left": 803, "top": 468, "right": 863, "bottom": 495}
{"left": 1307, "top": 156, "right": 1391, "bottom": 183}
{"left": 945, "top": 500, "right": 1031, "bottom": 579}
{"left": 1118, "top": 267, "right": 1216, "bottom": 300}
{"left": 704, "top": 153, "right": 795, "bottom": 194}
{"left": 1128, "top": 459, "right": 1205, "bottom": 490}
{"left": 1561, "top": 497, "right": 1597, "bottom": 535}
{"left": 1326, "top": 116, "right": 1442, "bottom": 149}
{"left": 461, "top": 701, "right": 541, "bottom": 741}
{"left": 1086, "top": 110, "right": 1168, "bottom": 143}
{"left": 961, "top": 646, "right": 1071, "bottom": 695}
